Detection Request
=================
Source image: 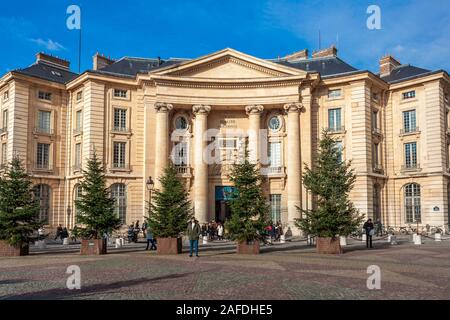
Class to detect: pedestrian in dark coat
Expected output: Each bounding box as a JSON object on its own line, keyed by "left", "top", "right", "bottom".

{"left": 363, "top": 219, "right": 374, "bottom": 249}
{"left": 187, "top": 218, "right": 201, "bottom": 257}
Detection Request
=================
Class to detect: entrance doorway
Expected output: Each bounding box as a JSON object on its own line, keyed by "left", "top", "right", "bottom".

{"left": 215, "top": 186, "right": 234, "bottom": 222}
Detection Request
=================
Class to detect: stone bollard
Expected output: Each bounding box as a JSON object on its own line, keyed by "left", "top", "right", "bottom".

{"left": 63, "top": 238, "right": 69, "bottom": 246}
{"left": 362, "top": 234, "right": 367, "bottom": 242}
{"left": 202, "top": 236, "right": 208, "bottom": 245}
{"left": 412, "top": 233, "right": 417, "bottom": 243}
{"left": 435, "top": 233, "right": 442, "bottom": 242}
{"left": 280, "top": 235, "right": 286, "bottom": 244}
{"left": 339, "top": 236, "right": 347, "bottom": 246}
{"left": 115, "top": 238, "right": 123, "bottom": 248}
{"left": 414, "top": 234, "right": 422, "bottom": 245}
{"left": 388, "top": 235, "right": 397, "bottom": 245}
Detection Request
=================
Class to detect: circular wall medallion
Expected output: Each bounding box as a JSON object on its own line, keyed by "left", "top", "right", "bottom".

{"left": 268, "top": 116, "right": 281, "bottom": 132}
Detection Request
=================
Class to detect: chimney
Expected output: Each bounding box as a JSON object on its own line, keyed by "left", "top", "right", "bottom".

{"left": 312, "top": 45, "right": 338, "bottom": 58}
{"left": 36, "top": 52, "right": 70, "bottom": 70}
{"left": 284, "top": 49, "right": 309, "bottom": 61}
{"left": 379, "top": 55, "right": 401, "bottom": 76}
{"left": 93, "top": 52, "right": 116, "bottom": 70}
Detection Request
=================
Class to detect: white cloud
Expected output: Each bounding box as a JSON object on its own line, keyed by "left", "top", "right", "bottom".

{"left": 30, "top": 38, "right": 66, "bottom": 51}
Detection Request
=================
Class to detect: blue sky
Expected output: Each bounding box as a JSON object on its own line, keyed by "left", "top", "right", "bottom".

{"left": 1, "top": 0, "right": 449, "bottom": 75}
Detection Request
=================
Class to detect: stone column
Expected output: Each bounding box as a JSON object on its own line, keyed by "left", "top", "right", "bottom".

{"left": 154, "top": 102, "right": 173, "bottom": 189}
{"left": 284, "top": 103, "right": 302, "bottom": 233}
{"left": 300, "top": 87, "right": 312, "bottom": 213}
{"left": 193, "top": 105, "right": 211, "bottom": 224}
{"left": 245, "top": 105, "right": 264, "bottom": 164}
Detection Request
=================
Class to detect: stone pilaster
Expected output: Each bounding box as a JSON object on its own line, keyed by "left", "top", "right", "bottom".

{"left": 154, "top": 102, "right": 173, "bottom": 189}
{"left": 300, "top": 87, "right": 312, "bottom": 213}
{"left": 245, "top": 105, "right": 264, "bottom": 164}
{"left": 193, "top": 105, "right": 211, "bottom": 223}
{"left": 284, "top": 103, "right": 302, "bottom": 233}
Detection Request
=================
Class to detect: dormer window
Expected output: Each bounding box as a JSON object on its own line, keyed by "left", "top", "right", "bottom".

{"left": 51, "top": 70, "right": 62, "bottom": 77}
{"left": 328, "top": 89, "right": 342, "bottom": 99}
{"left": 114, "top": 89, "right": 127, "bottom": 98}
{"left": 38, "top": 91, "right": 52, "bottom": 101}
{"left": 76, "top": 91, "right": 83, "bottom": 101}
{"left": 402, "top": 90, "right": 416, "bottom": 100}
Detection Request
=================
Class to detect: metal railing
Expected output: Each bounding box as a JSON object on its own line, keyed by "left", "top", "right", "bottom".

{"left": 111, "top": 127, "right": 131, "bottom": 133}
{"left": 401, "top": 164, "right": 421, "bottom": 171}
{"left": 175, "top": 165, "right": 191, "bottom": 175}
{"left": 326, "top": 126, "right": 345, "bottom": 133}
{"left": 266, "top": 166, "right": 284, "bottom": 175}
{"left": 33, "top": 127, "right": 54, "bottom": 135}
{"left": 400, "top": 127, "right": 420, "bottom": 135}
{"left": 112, "top": 163, "right": 130, "bottom": 170}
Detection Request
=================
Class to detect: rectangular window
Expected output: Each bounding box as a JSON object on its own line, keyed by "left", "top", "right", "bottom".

{"left": 113, "top": 142, "right": 126, "bottom": 168}
{"left": 403, "top": 90, "right": 416, "bottom": 100}
{"left": 334, "top": 141, "right": 343, "bottom": 163}
{"left": 38, "top": 91, "right": 52, "bottom": 101}
{"left": 372, "top": 143, "right": 379, "bottom": 167}
{"left": 36, "top": 143, "right": 50, "bottom": 169}
{"left": 113, "top": 89, "right": 127, "bottom": 98}
{"left": 113, "top": 108, "right": 127, "bottom": 131}
{"left": 404, "top": 142, "right": 417, "bottom": 168}
{"left": 328, "top": 108, "right": 342, "bottom": 131}
{"left": 3, "top": 91, "right": 8, "bottom": 101}
{"left": 75, "top": 110, "right": 82, "bottom": 132}
{"left": 74, "top": 143, "right": 81, "bottom": 167}
{"left": 38, "top": 110, "right": 51, "bottom": 134}
{"left": 2, "top": 110, "right": 8, "bottom": 130}
{"left": 403, "top": 110, "right": 417, "bottom": 133}
{"left": 269, "top": 142, "right": 282, "bottom": 168}
{"left": 76, "top": 91, "right": 83, "bottom": 101}
{"left": 372, "top": 110, "right": 378, "bottom": 130}
{"left": 328, "top": 89, "right": 342, "bottom": 99}
{"left": 1, "top": 143, "right": 6, "bottom": 165}
{"left": 173, "top": 142, "right": 188, "bottom": 166}
{"left": 270, "top": 194, "right": 281, "bottom": 223}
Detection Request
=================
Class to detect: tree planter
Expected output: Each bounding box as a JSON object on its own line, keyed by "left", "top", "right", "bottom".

{"left": 0, "top": 240, "right": 29, "bottom": 256}
{"left": 237, "top": 240, "right": 260, "bottom": 254}
{"left": 316, "top": 237, "right": 343, "bottom": 254}
{"left": 80, "top": 239, "right": 107, "bottom": 255}
{"left": 157, "top": 237, "right": 182, "bottom": 255}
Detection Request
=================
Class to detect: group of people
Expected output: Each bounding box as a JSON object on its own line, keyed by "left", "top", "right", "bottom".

{"left": 54, "top": 225, "right": 69, "bottom": 242}
{"left": 201, "top": 221, "right": 225, "bottom": 241}
{"left": 265, "top": 222, "right": 283, "bottom": 242}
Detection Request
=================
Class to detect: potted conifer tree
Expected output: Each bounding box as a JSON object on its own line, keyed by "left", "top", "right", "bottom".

{"left": 296, "top": 132, "right": 364, "bottom": 254}
{"left": 148, "top": 165, "right": 192, "bottom": 255}
{"left": 0, "top": 156, "right": 42, "bottom": 256}
{"left": 225, "top": 152, "right": 270, "bottom": 254}
{"left": 74, "top": 152, "right": 122, "bottom": 255}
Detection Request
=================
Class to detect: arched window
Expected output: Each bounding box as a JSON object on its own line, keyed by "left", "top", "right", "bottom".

{"left": 404, "top": 183, "right": 421, "bottom": 223}
{"left": 33, "top": 184, "right": 51, "bottom": 223}
{"left": 111, "top": 183, "right": 127, "bottom": 224}
{"left": 373, "top": 184, "right": 381, "bottom": 222}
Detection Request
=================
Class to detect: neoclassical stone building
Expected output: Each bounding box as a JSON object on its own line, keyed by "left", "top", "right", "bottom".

{"left": 0, "top": 47, "right": 449, "bottom": 232}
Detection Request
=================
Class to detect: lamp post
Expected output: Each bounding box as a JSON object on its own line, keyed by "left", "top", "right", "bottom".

{"left": 146, "top": 176, "right": 155, "bottom": 215}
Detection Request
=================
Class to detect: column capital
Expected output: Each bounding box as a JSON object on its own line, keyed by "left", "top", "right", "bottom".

{"left": 245, "top": 105, "right": 264, "bottom": 115}
{"left": 192, "top": 105, "right": 211, "bottom": 115}
{"left": 154, "top": 102, "right": 173, "bottom": 113}
{"left": 284, "top": 102, "right": 303, "bottom": 113}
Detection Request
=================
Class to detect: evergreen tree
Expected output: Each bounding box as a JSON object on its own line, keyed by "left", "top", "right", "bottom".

{"left": 296, "top": 132, "right": 364, "bottom": 238}
{"left": 225, "top": 152, "right": 270, "bottom": 243}
{"left": 147, "top": 165, "right": 192, "bottom": 238}
{"left": 74, "top": 151, "right": 121, "bottom": 239}
{"left": 0, "top": 156, "right": 42, "bottom": 247}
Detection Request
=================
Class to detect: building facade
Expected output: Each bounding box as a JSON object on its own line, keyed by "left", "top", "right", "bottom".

{"left": 0, "top": 47, "right": 449, "bottom": 232}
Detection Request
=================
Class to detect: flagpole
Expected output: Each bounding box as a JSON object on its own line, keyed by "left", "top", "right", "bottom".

{"left": 78, "top": 27, "right": 82, "bottom": 73}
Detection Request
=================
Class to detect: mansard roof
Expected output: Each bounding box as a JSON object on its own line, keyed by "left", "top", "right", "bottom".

{"left": 379, "top": 64, "right": 433, "bottom": 83}
{"left": 274, "top": 56, "right": 359, "bottom": 77}
{"left": 96, "top": 57, "right": 188, "bottom": 77}
{"left": 13, "top": 60, "right": 78, "bottom": 84}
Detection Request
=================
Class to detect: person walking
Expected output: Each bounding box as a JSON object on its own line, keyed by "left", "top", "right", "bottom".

{"left": 187, "top": 217, "right": 201, "bottom": 257}
{"left": 54, "top": 224, "right": 63, "bottom": 241}
{"left": 217, "top": 223, "right": 224, "bottom": 241}
{"left": 363, "top": 218, "right": 375, "bottom": 249}
{"left": 142, "top": 221, "right": 148, "bottom": 238}
{"left": 145, "top": 228, "right": 157, "bottom": 251}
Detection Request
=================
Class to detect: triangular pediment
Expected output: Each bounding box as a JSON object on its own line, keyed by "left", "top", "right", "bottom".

{"left": 153, "top": 48, "right": 306, "bottom": 79}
